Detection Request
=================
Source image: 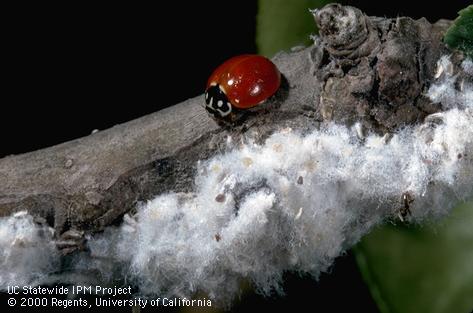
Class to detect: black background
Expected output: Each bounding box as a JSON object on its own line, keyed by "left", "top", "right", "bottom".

{"left": 1, "top": 1, "right": 470, "bottom": 157}
{"left": 1, "top": 1, "right": 471, "bottom": 312}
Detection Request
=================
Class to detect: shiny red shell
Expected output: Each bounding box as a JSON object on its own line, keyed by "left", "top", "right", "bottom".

{"left": 206, "top": 54, "right": 281, "bottom": 109}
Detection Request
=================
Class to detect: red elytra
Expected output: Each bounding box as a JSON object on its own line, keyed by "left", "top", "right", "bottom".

{"left": 205, "top": 55, "right": 281, "bottom": 116}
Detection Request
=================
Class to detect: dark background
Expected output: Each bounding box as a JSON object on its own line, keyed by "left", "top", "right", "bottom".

{"left": 1, "top": 1, "right": 469, "bottom": 157}
{"left": 1, "top": 1, "right": 471, "bottom": 312}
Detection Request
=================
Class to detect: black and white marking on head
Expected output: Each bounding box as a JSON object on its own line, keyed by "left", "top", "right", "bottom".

{"left": 205, "top": 84, "right": 232, "bottom": 118}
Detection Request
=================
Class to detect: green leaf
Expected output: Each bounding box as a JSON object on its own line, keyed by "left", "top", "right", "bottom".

{"left": 355, "top": 202, "right": 473, "bottom": 313}
{"left": 444, "top": 5, "right": 473, "bottom": 58}
{"left": 256, "top": 0, "right": 331, "bottom": 57}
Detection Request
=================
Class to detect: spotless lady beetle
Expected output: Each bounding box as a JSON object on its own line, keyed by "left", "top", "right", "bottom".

{"left": 205, "top": 55, "right": 281, "bottom": 121}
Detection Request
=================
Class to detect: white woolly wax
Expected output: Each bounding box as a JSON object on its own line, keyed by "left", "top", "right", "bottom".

{"left": 1, "top": 56, "right": 472, "bottom": 305}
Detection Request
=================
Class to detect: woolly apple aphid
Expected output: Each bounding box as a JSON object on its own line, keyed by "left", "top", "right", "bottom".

{"left": 205, "top": 54, "right": 281, "bottom": 120}
{"left": 398, "top": 191, "right": 414, "bottom": 222}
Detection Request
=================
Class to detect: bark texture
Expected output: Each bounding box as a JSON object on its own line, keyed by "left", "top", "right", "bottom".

{"left": 0, "top": 4, "right": 466, "bottom": 243}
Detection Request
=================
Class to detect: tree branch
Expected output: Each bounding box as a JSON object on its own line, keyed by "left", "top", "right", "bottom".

{"left": 0, "top": 4, "right": 467, "bottom": 239}
{"left": 1, "top": 5, "right": 473, "bottom": 303}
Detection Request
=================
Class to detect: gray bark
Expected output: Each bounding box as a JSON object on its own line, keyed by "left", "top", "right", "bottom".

{"left": 0, "top": 4, "right": 466, "bottom": 241}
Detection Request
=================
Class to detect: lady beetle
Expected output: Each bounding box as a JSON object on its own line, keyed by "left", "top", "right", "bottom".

{"left": 205, "top": 54, "right": 281, "bottom": 120}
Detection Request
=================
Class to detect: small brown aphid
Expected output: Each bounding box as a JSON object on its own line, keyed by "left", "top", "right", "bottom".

{"left": 215, "top": 234, "right": 221, "bottom": 242}
{"left": 297, "top": 176, "right": 304, "bottom": 185}
{"left": 215, "top": 194, "right": 226, "bottom": 203}
{"left": 399, "top": 192, "right": 414, "bottom": 222}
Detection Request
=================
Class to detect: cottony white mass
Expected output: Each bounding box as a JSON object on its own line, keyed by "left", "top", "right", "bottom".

{"left": 0, "top": 56, "right": 471, "bottom": 306}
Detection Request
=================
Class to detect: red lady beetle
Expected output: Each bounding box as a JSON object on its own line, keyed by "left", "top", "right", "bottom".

{"left": 205, "top": 55, "right": 281, "bottom": 119}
